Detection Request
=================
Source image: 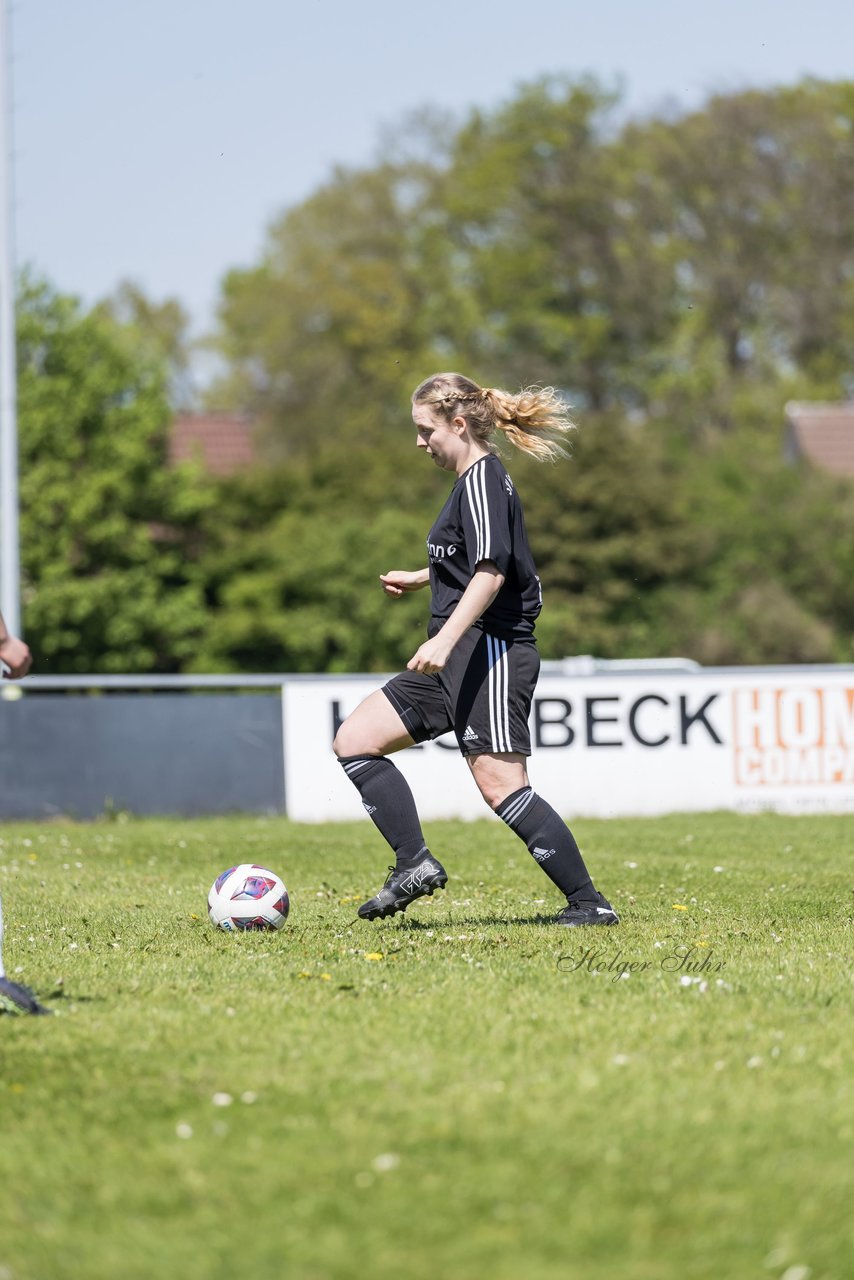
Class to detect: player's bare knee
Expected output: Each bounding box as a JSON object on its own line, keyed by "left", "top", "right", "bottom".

{"left": 334, "top": 721, "right": 383, "bottom": 759}
{"left": 469, "top": 753, "right": 527, "bottom": 811}
{"left": 474, "top": 776, "right": 505, "bottom": 811}
{"left": 332, "top": 724, "right": 355, "bottom": 759}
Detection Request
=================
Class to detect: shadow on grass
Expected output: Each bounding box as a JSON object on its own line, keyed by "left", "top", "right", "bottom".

{"left": 371, "top": 913, "right": 557, "bottom": 929}
{"left": 45, "top": 988, "right": 104, "bottom": 1005}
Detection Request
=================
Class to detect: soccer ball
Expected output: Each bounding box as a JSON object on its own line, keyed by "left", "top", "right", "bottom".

{"left": 208, "top": 864, "right": 290, "bottom": 932}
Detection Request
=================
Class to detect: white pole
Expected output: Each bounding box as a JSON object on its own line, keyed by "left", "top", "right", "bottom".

{"left": 0, "top": 0, "right": 20, "bottom": 637}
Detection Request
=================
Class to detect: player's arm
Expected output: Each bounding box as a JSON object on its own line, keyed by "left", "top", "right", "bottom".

{"left": 407, "top": 561, "right": 504, "bottom": 674}
{"left": 380, "top": 568, "right": 430, "bottom": 598}
{"left": 0, "top": 612, "right": 32, "bottom": 680}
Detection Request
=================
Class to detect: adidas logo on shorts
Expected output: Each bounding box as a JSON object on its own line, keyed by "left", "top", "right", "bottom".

{"left": 462, "top": 725, "right": 479, "bottom": 742}
{"left": 363, "top": 802, "right": 377, "bottom": 815}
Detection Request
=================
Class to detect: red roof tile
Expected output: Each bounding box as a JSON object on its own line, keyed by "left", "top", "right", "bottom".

{"left": 170, "top": 413, "right": 257, "bottom": 476}
{"left": 784, "top": 402, "right": 854, "bottom": 477}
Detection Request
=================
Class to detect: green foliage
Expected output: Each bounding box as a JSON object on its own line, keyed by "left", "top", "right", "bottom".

{"left": 190, "top": 445, "right": 448, "bottom": 672}
{"left": 439, "top": 76, "right": 675, "bottom": 409}
{"left": 93, "top": 279, "right": 198, "bottom": 408}
{"left": 662, "top": 434, "right": 854, "bottom": 663}
{"left": 632, "top": 80, "right": 854, "bottom": 423}
{"left": 17, "top": 278, "right": 216, "bottom": 672}
{"left": 212, "top": 153, "right": 453, "bottom": 459}
{"left": 201, "top": 75, "right": 854, "bottom": 672}
{"left": 1, "top": 814, "right": 852, "bottom": 1279}
{"left": 16, "top": 78, "right": 854, "bottom": 673}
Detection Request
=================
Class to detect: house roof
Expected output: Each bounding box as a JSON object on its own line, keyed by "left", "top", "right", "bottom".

{"left": 784, "top": 402, "right": 854, "bottom": 477}
{"left": 169, "top": 413, "right": 258, "bottom": 476}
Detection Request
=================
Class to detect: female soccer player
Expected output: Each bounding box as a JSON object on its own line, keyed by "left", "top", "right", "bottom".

{"left": 333, "top": 372, "right": 618, "bottom": 928}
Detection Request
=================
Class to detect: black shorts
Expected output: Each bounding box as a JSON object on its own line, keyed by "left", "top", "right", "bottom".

{"left": 382, "top": 628, "right": 540, "bottom": 757}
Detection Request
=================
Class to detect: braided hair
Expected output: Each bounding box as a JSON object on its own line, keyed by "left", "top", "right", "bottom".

{"left": 411, "top": 372, "right": 575, "bottom": 462}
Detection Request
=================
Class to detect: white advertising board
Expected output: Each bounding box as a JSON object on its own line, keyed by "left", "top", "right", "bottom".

{"left": 282, "top": 669, "right": 854, "bottom": 821}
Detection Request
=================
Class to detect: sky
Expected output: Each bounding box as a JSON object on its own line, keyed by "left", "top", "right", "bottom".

{"left": 8, "top": 0, "right": 854, "bottom": 339}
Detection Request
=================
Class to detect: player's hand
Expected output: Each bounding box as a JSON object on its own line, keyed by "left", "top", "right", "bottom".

{"left": 0, "top": 635, "right": 32, "bottom": 680}
{"left": 407, "top": 635, "right": 454, "bottom": 675}
{"left": 380, "top": 570, "right": 428, "bottom": 598}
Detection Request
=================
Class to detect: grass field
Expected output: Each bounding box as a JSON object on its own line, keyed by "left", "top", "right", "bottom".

{"left": 0, "top": 811, "right": 851, "bottom": 1280}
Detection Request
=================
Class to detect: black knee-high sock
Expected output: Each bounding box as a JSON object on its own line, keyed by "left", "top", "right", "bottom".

{"left": 496, "top": 786, "right": 596, "bottom": 900}
{"left": 338, "top": 755, "right": 428, "bottom": 869}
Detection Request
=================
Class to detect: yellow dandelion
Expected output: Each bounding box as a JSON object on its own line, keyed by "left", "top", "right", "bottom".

{"left": 364, "top": 952, "right": 384, "bottom": 962}
{"left": 672, "top": 904, "right": 688, "bottom": 911}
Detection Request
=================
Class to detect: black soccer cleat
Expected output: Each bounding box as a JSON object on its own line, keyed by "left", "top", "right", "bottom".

{"left": 358, "top": 856, "right": 448, "bottom": 921}
{"left": 0, "top": 976, "right": 53, "bottom": 1015}
{"left": 555, "top": 892, "right": 619, "bottom": 927}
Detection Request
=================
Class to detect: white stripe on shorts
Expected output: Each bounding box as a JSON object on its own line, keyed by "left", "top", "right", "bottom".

{"left": 487, "top": 634, "right": 511, "bottom": 753}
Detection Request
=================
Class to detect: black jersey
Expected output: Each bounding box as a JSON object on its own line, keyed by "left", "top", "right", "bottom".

{"left": 426, "top": 453, "right": 542, "bottom": 638}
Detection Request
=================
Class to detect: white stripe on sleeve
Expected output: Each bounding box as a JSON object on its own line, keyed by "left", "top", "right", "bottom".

{"left": 465, "top": 463, "right": 492, "bottom": 563}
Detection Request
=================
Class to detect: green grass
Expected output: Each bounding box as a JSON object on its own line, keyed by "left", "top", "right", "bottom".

{"left": 1, "top": 812, "right": 852, "bottom": 1280}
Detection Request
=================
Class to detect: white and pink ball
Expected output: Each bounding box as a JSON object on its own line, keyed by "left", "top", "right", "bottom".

{"left": 208, "top": 864, "right": 290, "bottom": 932}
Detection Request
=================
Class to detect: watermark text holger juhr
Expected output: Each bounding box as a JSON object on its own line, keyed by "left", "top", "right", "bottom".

{"left": 558, "top": 943, "right": 727, "bottom": 982}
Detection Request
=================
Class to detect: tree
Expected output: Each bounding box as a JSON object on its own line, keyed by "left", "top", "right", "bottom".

{"left": 199, "top": 76, "right": 854, "bottom": 670}
{"left": 189, "top": 446, "right": 445, "bottom": 673}
{"left": 632, "top": 80, "right": 854, "bottom": 429}
{"left": 436, "top": 76, "right": 675, "bottom": 411}
{"left": 94, "top": 279, "right": 198, "bottom": 408}
{"left": 210, "top": 144, "right": 455, "bottom": 464}
{"left": 17, "top": 276, "right": 215, "bottom": 673}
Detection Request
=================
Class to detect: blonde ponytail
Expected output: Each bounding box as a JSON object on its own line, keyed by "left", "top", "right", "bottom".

{"left": 412, "top": 372, "right": 574, "bottom": 462}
